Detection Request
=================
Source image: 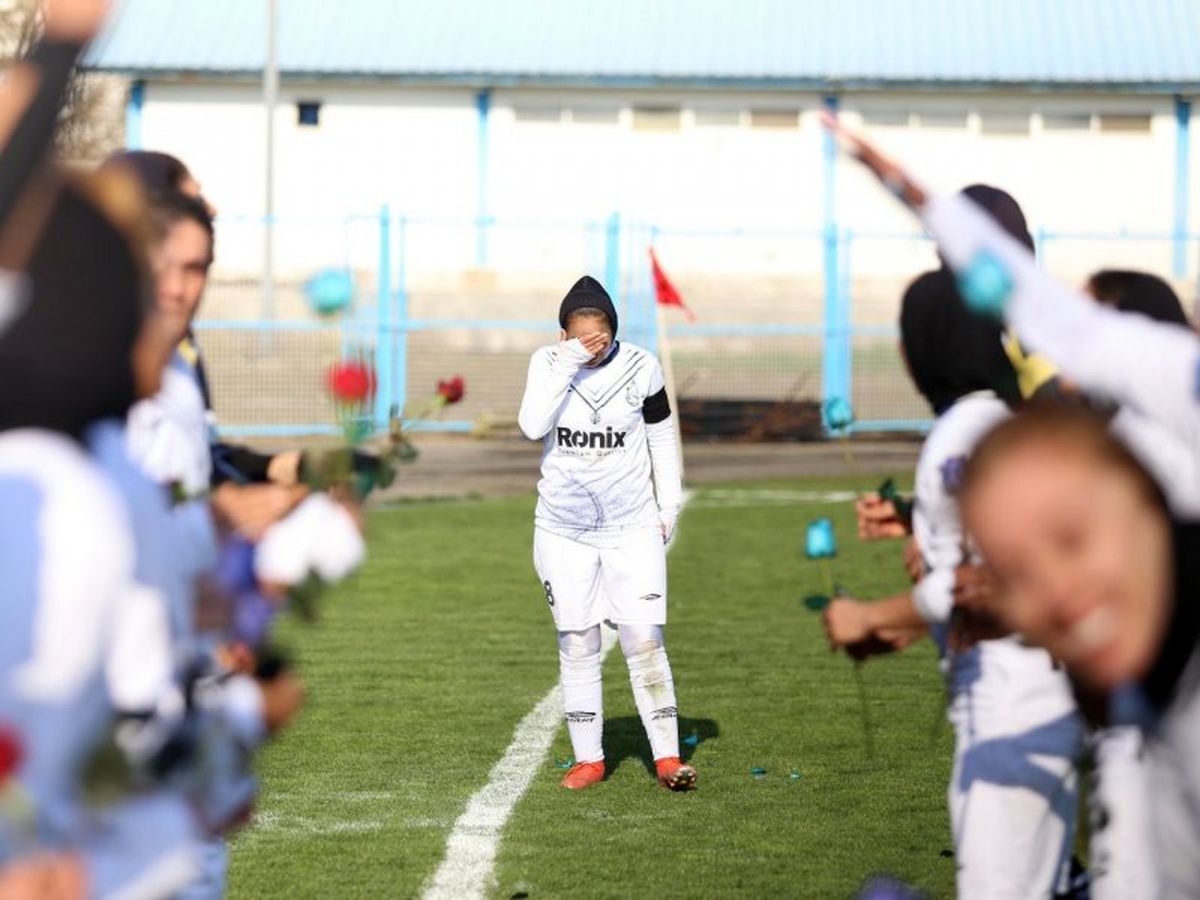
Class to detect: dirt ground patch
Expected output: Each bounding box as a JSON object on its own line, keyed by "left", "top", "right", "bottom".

{"left": 351, "top": 435, "right": 921, "bottom": 502}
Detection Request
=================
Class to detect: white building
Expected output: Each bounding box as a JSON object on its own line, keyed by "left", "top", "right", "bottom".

{"left": 86, "top": 0, "right": 1200, "bottom": 433}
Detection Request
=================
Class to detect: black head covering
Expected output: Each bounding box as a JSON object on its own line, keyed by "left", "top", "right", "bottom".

{"left": 1087, "top": 270, "right": 1189, "bottom": 328}
{"left": 0, "top": 181, "right": 146, "bottom": 439}
{"left": 900, "top": 268, "right": 1022, "bottom": 415}
{"left": 558, "top": 275, "right": 618, "bottom": 336}
{"left": 102, "top": 150, "right": 191, "bottom": 197}
{"left": 961, "top": 184, "right": 1035, "bottom": 252}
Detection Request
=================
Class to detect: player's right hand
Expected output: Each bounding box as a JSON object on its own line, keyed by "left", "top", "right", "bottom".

{"left": 855, "top": 494, "right": 908, "bottom": 540}
{"left": 822, "top": 597, "right": 873, "bottom": 649}
{"left": 577, "top": 331, "right": 610, "bottom": 363}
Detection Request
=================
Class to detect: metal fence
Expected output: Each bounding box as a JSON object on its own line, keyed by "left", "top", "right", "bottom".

{"left": 194, "top": 211, "right": 1200, "bottom": 439}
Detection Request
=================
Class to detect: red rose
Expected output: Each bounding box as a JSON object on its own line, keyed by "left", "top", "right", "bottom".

{"left": 0, "top": 724, "right": 23, "bottom": 780}
{"left": 327, "top": 361, "right": 377, "bottom": 403}
{"left": 436, "top": 375, "right": 465, "bottom": 405}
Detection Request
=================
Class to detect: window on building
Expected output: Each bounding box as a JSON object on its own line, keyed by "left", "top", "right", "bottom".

{"left": 979, "top": 113, "right": 1031, "bottom": 136}
{"left": 1098, "top": 114, "right": 1153, "bottom": 134}
{"left": 513, "top": 107, "right": 563, "bottom": 124}
{"left": 693, "top": 108, "right": 742, "bottom": 127}
{"left": 913, "top": 111, "right": 968, "bottom": 130}
{"left": 569, "top": 107, "right": 620, "bottom": 125}
{"left": 297, "top": 101, "right": 321, "bottom": 127}
{"left": 632, "top": 106, "right": 682, "bottom": 132}
{"left": 749, "top": 109, "right": 800, "bottom": 129}
{"left": 1041, "top": 113, "right": 1093, "bottom": 132}
{"left": 859, "top": 109, "right": 911, "bottom": 128}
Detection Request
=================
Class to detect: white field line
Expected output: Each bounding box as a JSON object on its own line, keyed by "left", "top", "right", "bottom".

{"left": 420, "top": 494, "right": 691, "bottom": 900}
{"left": 688, "top": 488, "right": 861, "bottom": 508}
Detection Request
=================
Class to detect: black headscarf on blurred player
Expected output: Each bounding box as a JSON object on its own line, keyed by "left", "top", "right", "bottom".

{"left": 900, "top": 184, "right": 1027, "bottom": 416}
{"left": 1087, "top": 270, "right": 1190, "bottom": 328}
{"left": 0, "top": 172, "right": 150, "bottom": 440}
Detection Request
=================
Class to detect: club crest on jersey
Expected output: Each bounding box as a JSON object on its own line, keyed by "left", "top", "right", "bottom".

{"left": 626, "top": 383, "right": 640, "bottom": 407}
{"left": 556, "top": 426, "right": 627, "bottom": 450}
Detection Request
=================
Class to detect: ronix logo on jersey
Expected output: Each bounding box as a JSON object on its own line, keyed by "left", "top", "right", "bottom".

{"left": 556, "top": 426, "right": 627, "bottom": 449}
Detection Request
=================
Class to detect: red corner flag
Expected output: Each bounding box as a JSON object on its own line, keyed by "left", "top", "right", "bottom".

{"left": 649, "top": 248, "right": 695, "bottom": 322}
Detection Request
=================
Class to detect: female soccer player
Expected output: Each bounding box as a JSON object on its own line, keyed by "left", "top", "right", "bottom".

{"left": 518, "top": 275, "right": 693, "bottom": 791}
{"left": 823, "top": 192, "right": 1084, "bottom": 897}
{"left": 825, "top": 115, "right": 1200, "bottom": 897}
{"left": 960, "top": 406, "right": 1200, "bottom": 896}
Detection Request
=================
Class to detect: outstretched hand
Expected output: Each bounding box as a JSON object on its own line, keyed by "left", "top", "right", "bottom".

{"left": 819, "top": 110, "right": 929, "bottom": 209}
{"left": 855, "top": 493, "right": 909, "bottom": 540}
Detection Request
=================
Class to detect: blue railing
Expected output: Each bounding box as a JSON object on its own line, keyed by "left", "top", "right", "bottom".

{"left": 196, "top": 210, "right": 1200, "bottom": 439}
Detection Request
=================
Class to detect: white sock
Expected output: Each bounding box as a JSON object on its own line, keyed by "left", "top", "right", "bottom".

{"left": 620, "top": 626, "right": 680, "bottom": 761}
{"left": 558, "top": 629, "right": 603, "bottom": 764}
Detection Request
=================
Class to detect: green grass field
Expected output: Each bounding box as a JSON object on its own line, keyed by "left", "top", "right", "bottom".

{"left": 228, "top": 476, "right": 955, "bottom": 899}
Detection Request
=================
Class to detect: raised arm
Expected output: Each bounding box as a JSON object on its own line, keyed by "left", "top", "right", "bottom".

{"left": 825, "top": 112, "right": 1200, "bottom": 449}
{"left": 922, "top": 192, "right": 1200, "bottom": 437}
{"left": 517, "top": 341, "right": 591, "bottom": 440}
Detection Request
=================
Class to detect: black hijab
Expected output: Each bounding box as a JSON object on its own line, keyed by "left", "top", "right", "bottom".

{"left": 900, "top": 185, "right": 1029, "bottom": 416}
{"left": 0, "top": 180, "right": 146, "bottom": 440}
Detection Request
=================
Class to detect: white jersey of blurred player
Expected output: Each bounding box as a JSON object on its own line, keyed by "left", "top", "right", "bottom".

{"left": 519, "top": 317, "right": 692, "bottom": 789}
{"left": 912, "top": 391, "right": 1083, "bottom": 899}
{"left": 127, "top": 349, "right": 212, "bottom": 497}
{"left": 0, "top": 429, "right": 200, "bottom": 896}
{"left": 923, "top": 190, "right": 1200, "bottom": 895}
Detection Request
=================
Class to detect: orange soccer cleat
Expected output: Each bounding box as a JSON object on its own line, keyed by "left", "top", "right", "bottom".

{"left": 560, "top": 760, "right": 606, "bottom": 790}
{"left": 655, "top": 757, "right": 697, "bottom": 791}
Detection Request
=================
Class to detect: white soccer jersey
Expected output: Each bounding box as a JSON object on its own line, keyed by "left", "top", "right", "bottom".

{"left": 127, "top": 350, "right": 211, "bottom": 497}
{"left": 519, "top": 339, "right": 680, "bottom": 545}
{"left": 911, "top": 391, "right": 1011, "bottom": 626}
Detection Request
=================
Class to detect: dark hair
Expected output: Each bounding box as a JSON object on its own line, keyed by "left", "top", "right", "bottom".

{"left": 961, "top": 184, "right": 1035, "bottom": 253}
{"left": 102, "top": 150, "right": 192, "bottom": 196}
{"left": 900, "top": 268, "right": 1022, "bottom": 414}
{"left": 1086, "top": 270, "right": 1189, "bottom": 328}
{"left": 0, "top": 181, "right": 147, "bottom": 439}
{"left": 962, "top": 401, "right": 1167, "bottom": 514}
{"left": 149, "top": 190, "right": 214, "bottom": 259}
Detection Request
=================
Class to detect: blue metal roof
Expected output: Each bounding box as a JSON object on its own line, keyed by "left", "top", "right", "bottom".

{"left": 85, "top": 0, "right": 1200, "bottom": 91}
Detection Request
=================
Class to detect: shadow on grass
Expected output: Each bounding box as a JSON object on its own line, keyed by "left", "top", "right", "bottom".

{"left": 602, "top": 716, "right": 720, "bottom": 779}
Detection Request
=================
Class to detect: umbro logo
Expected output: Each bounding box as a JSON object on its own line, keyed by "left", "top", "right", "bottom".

{"left": 640, "top": 593, "right": 662, "bottom": 602}
{"left": 651, "top": 706, "right": 678, "bottom": 721}
{"left": 565, "top": 710, "right": 597, "bottom": 724}
{"left": 556, "top": 426, "right": 627, "bottom": 449}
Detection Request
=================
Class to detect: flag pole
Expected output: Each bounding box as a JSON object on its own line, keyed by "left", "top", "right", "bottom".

{"left": 655, "top": 300, "right": 685, "bottom": 471}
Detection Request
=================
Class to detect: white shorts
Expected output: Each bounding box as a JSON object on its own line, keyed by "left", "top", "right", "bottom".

{"left": 947, "top": 641, "right": 1083, "bottom": 900}
{"left": 533, "top": 527, "right": 667, "bottom": 631}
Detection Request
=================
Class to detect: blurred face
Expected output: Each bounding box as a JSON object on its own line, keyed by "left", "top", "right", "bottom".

{"left": 152, "top": 218, "right": 212, "bottom": 342}
{"left": 560, "top": 314, "right": 613, "bottom": 366}
{"left": 963, "top": 440, "right": 1172, "bottom": 690}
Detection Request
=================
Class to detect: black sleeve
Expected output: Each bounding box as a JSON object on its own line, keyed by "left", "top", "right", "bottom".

{"left": 0, "top": 39, "right": 81, "bottom": 228}
{"left": 642, "top": 387, "right": 671, "bottom": 425}
{"left": 210, "top": 442, "right": 274, "bottom": 485}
